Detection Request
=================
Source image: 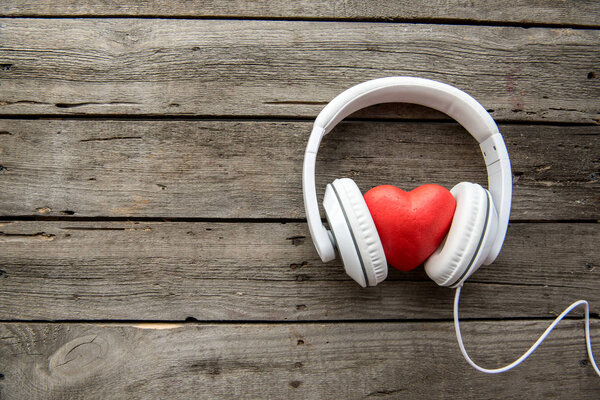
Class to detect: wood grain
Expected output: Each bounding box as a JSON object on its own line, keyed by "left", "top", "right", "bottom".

{"left": 0, "top": 19, "right": 598, "bottom": 122}
{"left": 0, "top": 221, "right": 597, "bottom": 320}
{"left": 0, "top": 321, "right": 598, "bottom": 399}
{"left": 0, "top": 2, "right": 598, "bottom": 398}
{"left": 0, "top": 120, "right": 597, "bottom": 219}
{"left": 1, "top": 0, "right": 599, "bottom": 27}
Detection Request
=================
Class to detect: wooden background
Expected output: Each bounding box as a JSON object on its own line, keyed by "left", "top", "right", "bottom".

{"left": 0, "top": 1, "right": 599, "bottom": 398}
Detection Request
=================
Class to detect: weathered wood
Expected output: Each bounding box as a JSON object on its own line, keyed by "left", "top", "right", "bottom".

{"left": 0, "top": 221, "right": 597, "bottom": 320}
{"left": 0, "top": 4, "right": 596, "bottom": 398}
{"left": 1, "top": 0, "right": 599, "bottom": 27}
{"left": 0, "top": 120, "right": 597, "bottom": 219}
{"left": 0, "top": 321, "right": 598, "bottom": 399}
{"left": 1, "top": 19, "right": 598, "bottom": 122}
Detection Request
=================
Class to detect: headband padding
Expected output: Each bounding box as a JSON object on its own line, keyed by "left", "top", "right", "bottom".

{"left": 424, "top": 182, "right": 489, "bottom": 287}
{"left": 315, "top": 77, "right": 499, "bottom": 142}
{"left": 331, "top": 179, "right": 388, "bottom": 286}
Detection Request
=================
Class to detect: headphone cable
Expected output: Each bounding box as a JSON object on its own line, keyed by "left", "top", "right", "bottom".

{"left": 453, "top": 284, "right": 600, "bottom": 376}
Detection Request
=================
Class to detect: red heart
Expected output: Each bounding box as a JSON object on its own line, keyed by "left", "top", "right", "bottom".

{"left": 364, "top": 184, "right": 456, "bottom": 272}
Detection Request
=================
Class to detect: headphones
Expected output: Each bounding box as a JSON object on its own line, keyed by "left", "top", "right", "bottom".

{"left": 302, "top": 76, "right": 512, "bottom": 288}
{"left": 302, "top": 77, "right": 599, "bottom": 377}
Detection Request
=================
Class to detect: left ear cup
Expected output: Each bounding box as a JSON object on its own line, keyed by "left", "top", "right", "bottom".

{"left": 323, "top": 178, "right": 387, "bottom": 287}
{"left": 424, "top": 182, "right": 498, "bottom": 287}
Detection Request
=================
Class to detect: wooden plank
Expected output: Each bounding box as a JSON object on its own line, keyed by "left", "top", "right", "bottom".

{"left": 0, "top": 221, "right": 597, "bottom": 320}
{"left": 0, "top": 321, "right": 598, "bottom": 399}
{"left": 0, "top": 120, "right": 597, "bottom": 219}
{"left": 0, "top": 19, "right": 598, "bottom": 122}
{"left": 1, "top": 0, "right": 599, "bottom": 27}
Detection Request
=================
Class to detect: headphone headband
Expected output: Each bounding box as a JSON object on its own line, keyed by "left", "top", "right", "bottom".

{"left": 303, "top": 77, "right": 512, "bottom": 265}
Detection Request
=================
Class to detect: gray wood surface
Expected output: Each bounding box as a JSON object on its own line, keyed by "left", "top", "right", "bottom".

{"left": 0, "top": 221, "right": 597, "bottom": 320}
{"left": 1, "top": 0, "right": 599, "bottom": 27}
{"left": 1, "top": 3, "right": 599, "bottom": 398}
{"left": 1, "top": 19, "right": 598, "bottom": 122}
{"left": 0, "top": 120, "right": 597, "bottom": 219}
{"left": 0, "top": 321, "right": 598, "bottom": 399}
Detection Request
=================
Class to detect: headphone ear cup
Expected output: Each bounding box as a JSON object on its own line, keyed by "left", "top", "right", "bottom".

{"left": 424, "top": 182, "right": 497, "bottom": 287}
{"left": 323, "top": 178, "right": 387, "bottom": 287}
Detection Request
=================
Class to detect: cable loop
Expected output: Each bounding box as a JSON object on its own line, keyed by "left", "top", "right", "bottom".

{"left": 453, "top": 284, "right": 599, "bottom": 376}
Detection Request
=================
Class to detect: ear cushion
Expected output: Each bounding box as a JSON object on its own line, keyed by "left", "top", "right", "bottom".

{"left": 424, "top": 182, "right": 493, "bottom": 287}
{"left": 329, "top": 178, "right": 387, "bottom": 286}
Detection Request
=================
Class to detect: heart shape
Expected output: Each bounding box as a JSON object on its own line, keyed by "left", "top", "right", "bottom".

{"left": 364, "top": 184, "right": 456, "bottom": 272}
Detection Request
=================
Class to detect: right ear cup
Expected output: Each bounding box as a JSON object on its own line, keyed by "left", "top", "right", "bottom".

{"left": 424, "top": 182, "right": 497, "bottom": 287}
{"left": 323, "top": 178, "right": 387, "bottom": 287}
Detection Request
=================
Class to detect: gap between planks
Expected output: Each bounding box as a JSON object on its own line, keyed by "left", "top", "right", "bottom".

{"left": 0, "top": 316, "right": 598, "bottom": 325}
{"left": 0, "top": 217, "right": 598, "bottom": 224}
{"left": 0, "top": 15, "right": 597, "bottom": 30}
{"left": 0, "top": 115, "right": 599, "bottom": 127}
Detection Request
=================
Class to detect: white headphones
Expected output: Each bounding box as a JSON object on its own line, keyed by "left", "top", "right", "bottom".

{"left": 302, "top": 77, "right": 599, "bottom": 377}
{"left": 303, "top": 76, "right": 512, "bottom": 288}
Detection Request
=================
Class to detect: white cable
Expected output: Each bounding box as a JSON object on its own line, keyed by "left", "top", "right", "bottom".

{"left": 453, "top": 284, "right": 600, "bottom": 376}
